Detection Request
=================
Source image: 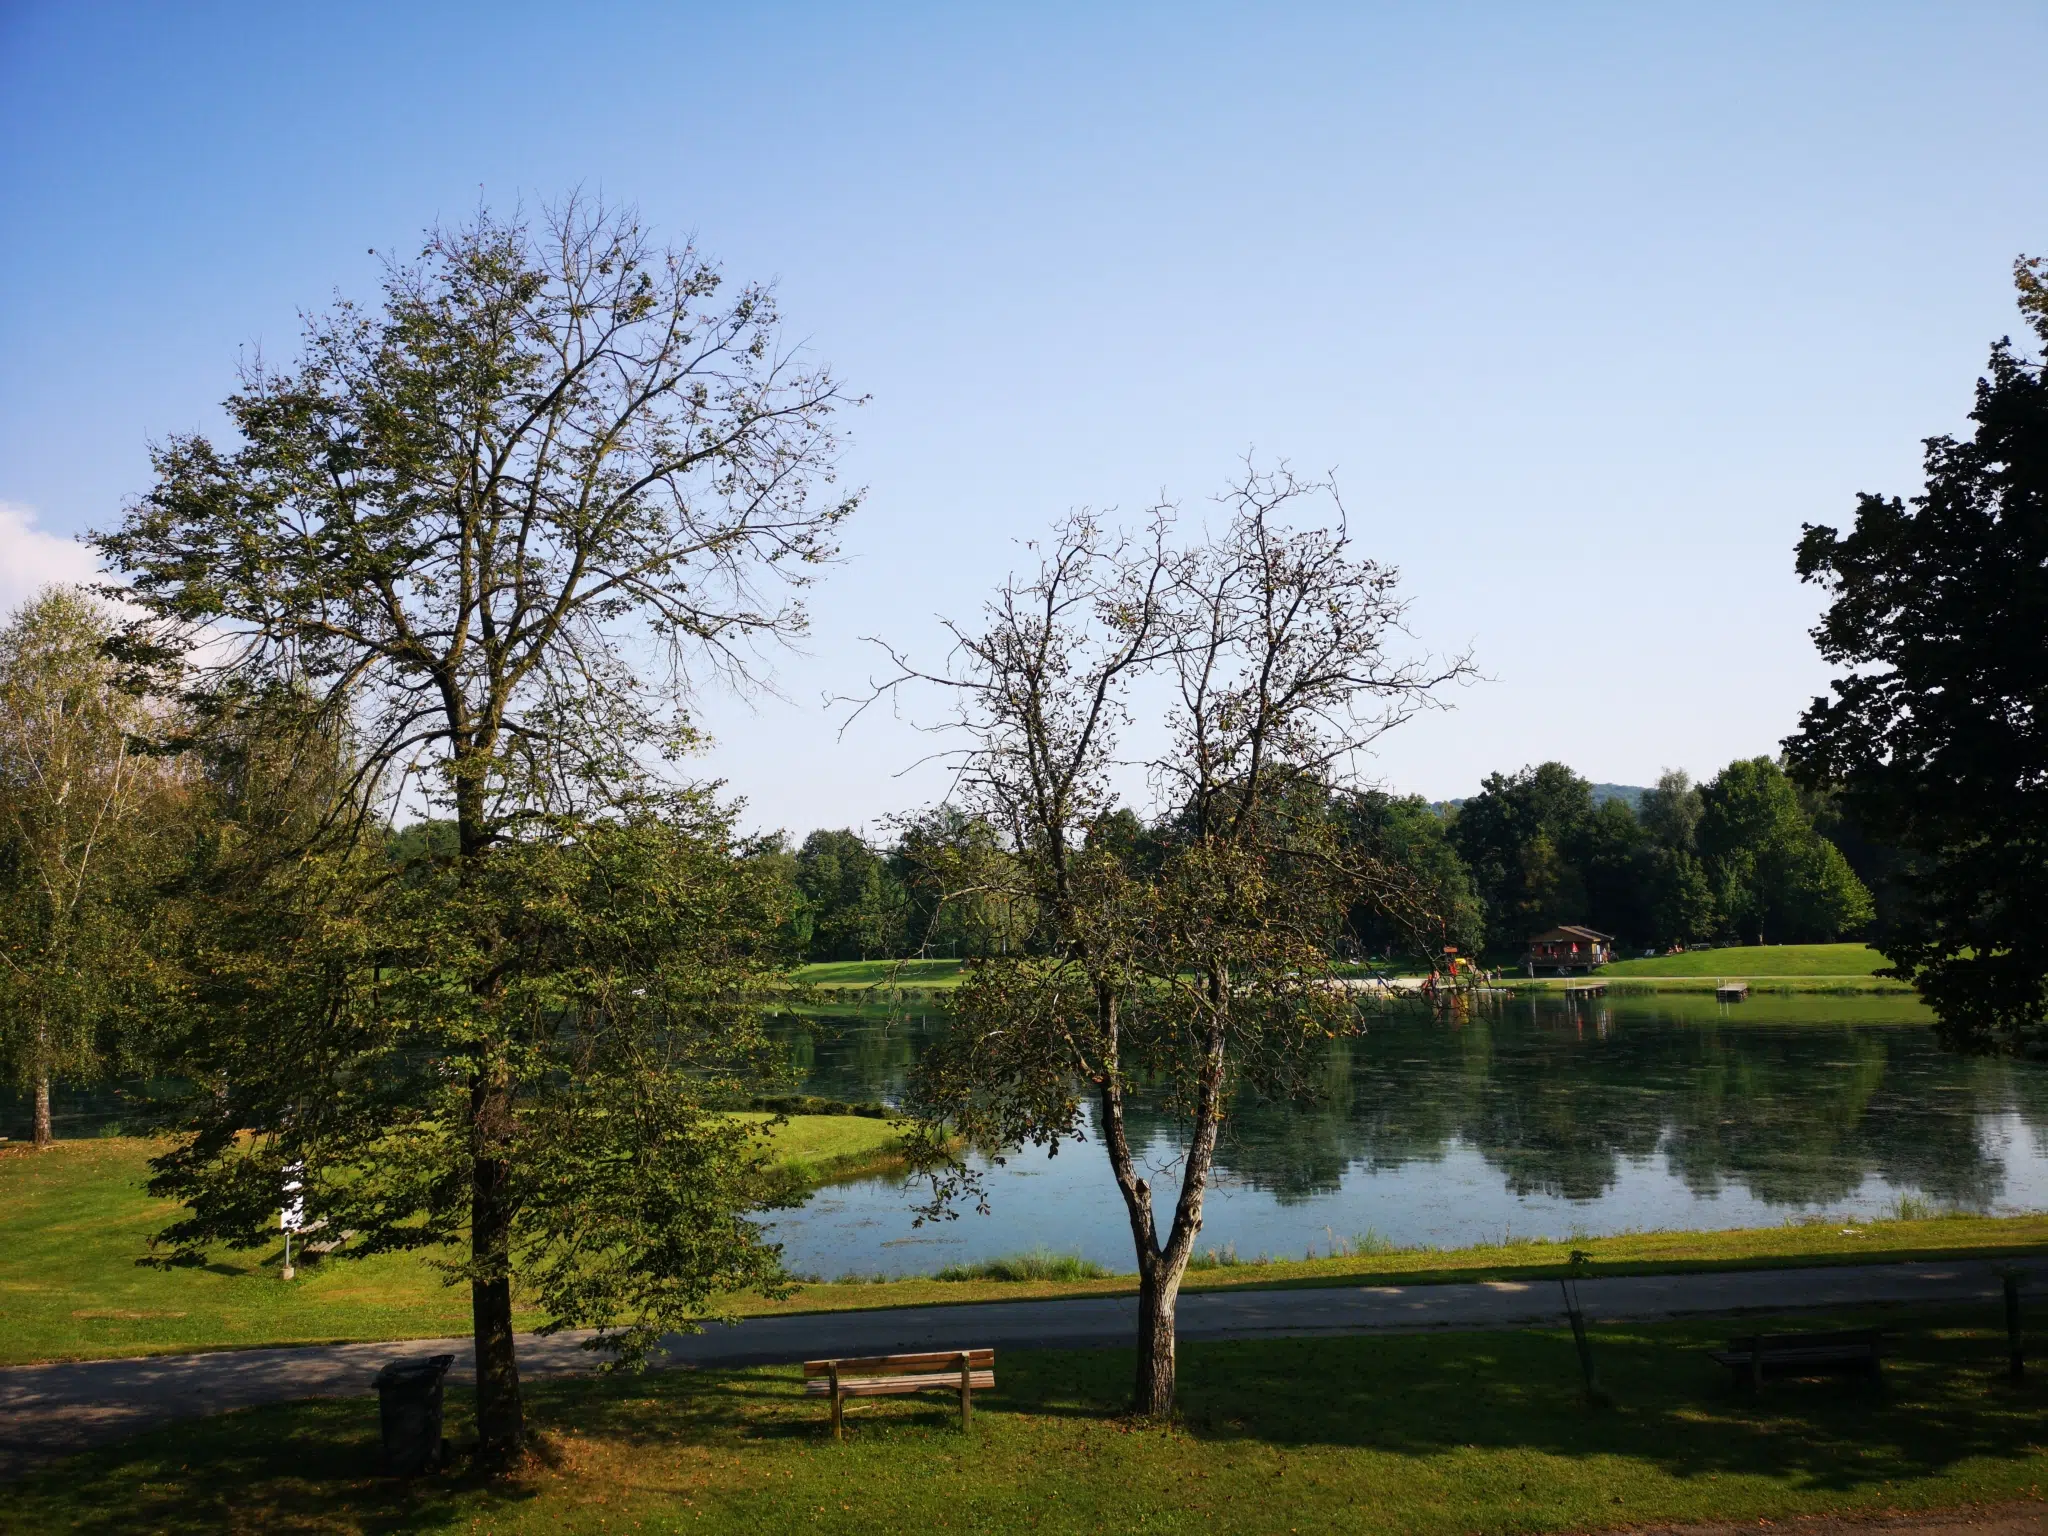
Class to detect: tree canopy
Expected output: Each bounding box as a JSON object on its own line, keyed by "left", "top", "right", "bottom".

{"left": 0, "top": 587, "right": 183, "bottom": 1146}
{"left": 94, "top": 200, "right": 855, "bottom": 1469}
{"left": 875, "top": 468, "right": 1471, "bottom": 1415}
{"left": 1786, "top": 259, "right": 2048, "bottom": 1055}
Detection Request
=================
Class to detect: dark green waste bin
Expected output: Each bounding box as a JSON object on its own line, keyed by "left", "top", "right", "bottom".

{"left": 373, "top": 1354, "right": 454, "bottom": 1474}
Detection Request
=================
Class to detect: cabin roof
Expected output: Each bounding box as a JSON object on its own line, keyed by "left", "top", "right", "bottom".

{"left": 1528, "top": 925, "right": 1616, "bottom": 944}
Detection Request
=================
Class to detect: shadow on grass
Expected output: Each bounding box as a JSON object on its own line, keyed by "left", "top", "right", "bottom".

{"left": 1158, "top": 1310, "right": 2045, "bottom": 1494}
{"left": 7, "top": 1306, "right": 2044, "bottom": 1534}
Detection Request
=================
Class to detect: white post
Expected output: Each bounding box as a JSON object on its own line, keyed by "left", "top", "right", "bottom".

{"left": 281, "top": 1161, "right": 305, "bottom": 1281}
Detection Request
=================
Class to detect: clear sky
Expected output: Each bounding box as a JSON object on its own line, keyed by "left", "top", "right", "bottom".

{"left": 3, "top": 3, "right": 2044, "bottom": 837}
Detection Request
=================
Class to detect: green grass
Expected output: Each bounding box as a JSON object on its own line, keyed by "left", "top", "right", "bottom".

{"left": 12, "top": 1136, "right": 2048, "bottom": 1370}
{"left": 10, "top": 1138, "right": 2048, "bottom": 1366}
{"left": 1597, "top": 943, "right": 1891, "bottom": 978}
{"left": 9, "top": 1308, "right": 2047, "bottom": 1533}
{"left": 792, "top": 958, "right": 968, "bottom": 991}
{"left": 0, "top": 1119, "right": 907, "bottom": 1367}
{"left": 932, "top": 1249, "right": 1113, "bottom": 1283}
{"left": 726, "top": 1111, "right": 911, "bottom": 1184}
{"left": 786, "top": 951, "right": 1912, "bottom": 996}
{"left": 776, "top": 1208, "right": 2048, "bottom": 1313}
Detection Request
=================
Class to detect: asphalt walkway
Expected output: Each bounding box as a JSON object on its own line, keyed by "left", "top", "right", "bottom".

{"left": 0, "top": 1258, "right": 2024, "bottom": 1478}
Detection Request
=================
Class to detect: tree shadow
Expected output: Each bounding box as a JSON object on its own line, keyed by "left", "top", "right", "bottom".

{"left": 9, "top": 1306, "right": 2040, "bottom": 1532}
{"left": 1154, "top": 1310, "right": 2042, "bottom": 1495}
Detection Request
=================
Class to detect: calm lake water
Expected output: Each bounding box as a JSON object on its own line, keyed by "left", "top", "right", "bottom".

{"left": 767, "top": 993, "right": 2048, "bottom": 1279}
{"left": 16, "top": 992, "right": 2047, "bottom": 1282}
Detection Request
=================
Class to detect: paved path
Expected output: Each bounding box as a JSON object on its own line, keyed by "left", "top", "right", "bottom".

{"left": 0, "top": 1258, "right": 2024, "bottom": 1479}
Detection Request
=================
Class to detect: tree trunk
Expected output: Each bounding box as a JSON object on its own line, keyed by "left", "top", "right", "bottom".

{"left": 454, "top": 764, "right": 523, "bottom": 1472}
{"left": 1133, "top": 1257, "right": 1183, "bottom": 1415}
{"left": 1095, "top": 981, "right": 1215, "bottom": 1419}
{"left": 470, "top": 1082, "right": 523, "bottom": 1471}
{"left": 32, "top": 1071, "right": 52, "bottom": 1148}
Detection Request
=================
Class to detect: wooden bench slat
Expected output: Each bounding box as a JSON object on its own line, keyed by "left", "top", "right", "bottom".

{"left": 1723, "top": 1331, "right": 1882, "bottom": 1351}
{"left": 805, "top": 1371, "right": 996, "bottom": 1397}
{"left": 1709, "top": 1328, "right": 1885, "bottom": 1388}
{"left": 1708, "top": 1348, "right": 1878, "bottom": 1366}
{"left": 810, "top": 1345, "right": 995, "bottom": 1439}
{"left": 804, "top": 1349, "right": 994, "bottom": 1376}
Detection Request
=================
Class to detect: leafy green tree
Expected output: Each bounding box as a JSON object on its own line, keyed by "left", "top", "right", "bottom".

{"left": 1696, "top": 758, "right": 1872, "bottom": 945}
{"left": 1448, "top": 763, "right": 1594, "bottom": 943}
{"left": 95, "top": 200, "right": 855, "bottom": 1468}
{"left": 1639, "top": 768, "right": 1704, "bottom": 853}
{"left": 1335, "top": 791, "right": 1482, "bottom": 959}
{"left": 1644, "top": 849, "right": 1718, "bottom": 948}
{"left": 792, "top": 828, "right": 909, "bottom": 960}
{"left": 889, "top": 807, "right": 1031, "bottom": 958}
{"left": 1578, "top": 797, "right": 1655, "bottom": 945}
{"left": 1637, "top": 770, "right": 1718, "bottom": 947}
{"left": 0, "top": 587, "right": 183, "bottom": 1146}
{"left": 1787, "top": 259, "right": 2048, "bottom": 1054}
{"left": 151, "top": 791, "right": 798, "bottom": 1354}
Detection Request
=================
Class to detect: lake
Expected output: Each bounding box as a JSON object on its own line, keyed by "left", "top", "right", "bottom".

{"left": 768, "top": 992, "right": 2048, "bottom": 1279}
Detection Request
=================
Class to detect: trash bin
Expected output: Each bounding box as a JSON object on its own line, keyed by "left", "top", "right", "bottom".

{"left": 373, "top": 1353, "right": 454, "bottom": 1474}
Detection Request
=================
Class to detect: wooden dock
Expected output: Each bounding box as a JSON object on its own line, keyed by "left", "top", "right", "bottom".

{"left": 1715, "top": 981, "right": 1749, "bottom": 1002}
{"left": 1563, "top": 981, "right": 1608, "bottom": 1000}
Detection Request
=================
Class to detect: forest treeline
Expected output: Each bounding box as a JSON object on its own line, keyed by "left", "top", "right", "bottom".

{"left": 774, "top": 756, "right": 1878, "bottom": 964}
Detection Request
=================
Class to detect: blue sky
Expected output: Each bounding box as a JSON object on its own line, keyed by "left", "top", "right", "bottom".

{"left": 3, "top": 3, "right": 2044, "bottom": 836}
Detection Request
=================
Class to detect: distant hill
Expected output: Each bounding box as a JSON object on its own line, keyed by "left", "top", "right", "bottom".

{"left": 1431, "top": 782, "right": 1650, "bottom": 814}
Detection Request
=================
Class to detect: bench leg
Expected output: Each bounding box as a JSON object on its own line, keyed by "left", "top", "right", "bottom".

{"left": 828, "top": 1364, "right": 843, "bottom": 1442}
{"left": 959, "top": 1352, "right": 972, "bottom": 1431}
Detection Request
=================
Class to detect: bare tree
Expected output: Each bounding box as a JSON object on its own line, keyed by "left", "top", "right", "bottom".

{"left": 96, "top": 199, "right": 858, "bottom": 1469}
{"left": 872, "top": 465, "right": 1471, "bottom": 1415}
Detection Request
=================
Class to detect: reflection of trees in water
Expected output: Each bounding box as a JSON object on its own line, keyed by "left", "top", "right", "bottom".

{"left": 1230, "top": 1003, "right": 2040, "bottom": 1210}
{"left": 775, "top": 1008, "right": 935, "bottom": 1105}
{"left": 795, "top": 1002, "right": 2048, "bottom": 1213}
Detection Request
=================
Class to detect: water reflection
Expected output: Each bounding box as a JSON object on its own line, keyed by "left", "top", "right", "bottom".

{"left": 762, "top": 993, "right": 2048, "bottom": 1277}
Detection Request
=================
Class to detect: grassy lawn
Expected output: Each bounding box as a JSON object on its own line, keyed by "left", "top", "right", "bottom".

{"left": 1598, "top": 943, "right": 1891, "bottom": 978}
{"left": 792, "top": 957, "right": 968, "bottom": 991}
{"left": 9, "top": 1137, "right": 2048, "bottom": 1368}
{"left": 0, "top": 1121, "right": 907, "bottom": 1367}
{"left": 9, "top": 1308, "right": 2047, "bottom": 1534}
{"left": 786, "top": 951, "right": 1915, "bottom": 995}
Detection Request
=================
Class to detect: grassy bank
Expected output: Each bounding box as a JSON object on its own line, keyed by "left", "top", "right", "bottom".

{"left": 790, "top": 948, "right": 1920, "bottom": 997}
{"left": 8, "top": 1137, "right": 2048, "bottom": 1366}
{"left": 792, "top": 958, "right": 966, "bottom": 995}
{"left": 0, "top": 1121, "right": 907, "bottom": 1367}
{"left": 1502, "top": 973, "right": 1918, "bottom": 995}
{"left": 778, "top": 1206, "right": 2048, "bottom": 1311}
{"left": 1597, "top": 942, "right": 1894, "bottom": 978}
{"left": 10, "top": 1308, "right": 2047, "bottom": 1534}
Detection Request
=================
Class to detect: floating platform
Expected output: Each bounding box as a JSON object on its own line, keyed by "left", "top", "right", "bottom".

{"left": 1563, "top": 981, "right": 1608, "bottom": 1000}
{"left": 1715, "top": 982, "right": 1750, "bottom": 1002}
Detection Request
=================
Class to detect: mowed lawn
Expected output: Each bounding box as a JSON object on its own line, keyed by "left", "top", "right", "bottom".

{"left": 11, "top": 1137, "right": 2048, "bottom": 1369}
{"left": 1600, "top": 943, "right": 1891, "bottom": 977}
{"left": 8, "top": 1311, "right": 2048, "bottom": 1535}
{"left": 0, "top": 1120, "right": 907, "bottom": 1367}
{"left": 792, "top": 958, "right": 967, "bottom": 989}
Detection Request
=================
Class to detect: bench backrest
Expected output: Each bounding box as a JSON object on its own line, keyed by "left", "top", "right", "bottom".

{"left": 804, "top": 1349, "right": 994, "bottom": 1379}
{"left": 1726, "top": 1329, "right": 1882, "bottom": 1353}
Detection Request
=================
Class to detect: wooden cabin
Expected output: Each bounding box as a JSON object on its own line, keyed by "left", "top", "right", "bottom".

{"left": 1526, "top": 925, "right": 1618, "bottom": 974}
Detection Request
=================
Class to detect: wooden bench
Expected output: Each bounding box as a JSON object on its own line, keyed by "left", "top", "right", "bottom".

{"left": 804, "top": 1349, "right": 995, "bottom": 1439}
{"left": 1708, "top": 1329, "right": 1885, "bottom": 1390}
